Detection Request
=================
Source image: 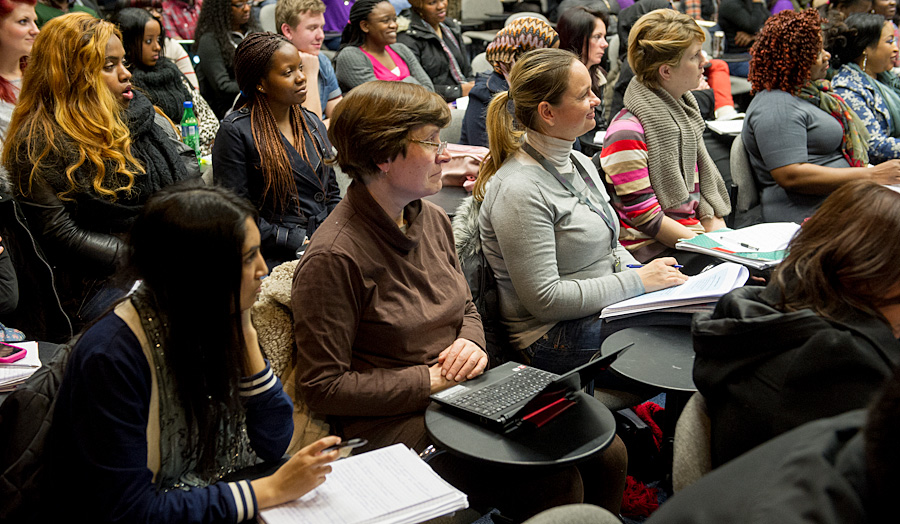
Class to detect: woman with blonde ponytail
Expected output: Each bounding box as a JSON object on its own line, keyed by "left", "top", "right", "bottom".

{"left": 214, "top": 32, "right": 339, "bottom": 269}
{"left": 478, "top": 47, "right": 687, "bottom": 375}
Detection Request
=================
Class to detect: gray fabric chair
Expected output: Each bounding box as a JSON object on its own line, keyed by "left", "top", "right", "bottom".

{"left": 259, "top": 3, "right": 276, "bottom": 33}
{"left": 441, "top": 108, "right": 466, "bottom": 145}
{"left": 470, "top": 52, "right": 492, "bottom": 75}
{"left": 522, "top": 504, "right": 622, "bottom": 524}
{"left": 672, "top": 392, "right": 712, "bottom": 493}
{"left": 729, "top": 137, "right": 763, "bottom": 227}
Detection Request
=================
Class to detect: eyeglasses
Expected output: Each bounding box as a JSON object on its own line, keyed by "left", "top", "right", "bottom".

{"left": 410, "top": 138, "right": 448, "bottom": 156}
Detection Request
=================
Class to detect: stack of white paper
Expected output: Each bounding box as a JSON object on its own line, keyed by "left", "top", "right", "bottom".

{"left": 259, "top": 443, "right": 468, "bottom": 524}
{"left": 676, "top": 222, "right": 801, "bottom": 270}
{"left": 600, "top": 262, "right": 749, "bottom": 319}
{"left": 0, "top": 341, "right": 41, "bottom": 392}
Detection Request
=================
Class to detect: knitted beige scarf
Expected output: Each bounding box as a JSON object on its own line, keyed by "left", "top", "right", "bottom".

{"left": 623, "top": 77, "right": 731, "bottom": 220}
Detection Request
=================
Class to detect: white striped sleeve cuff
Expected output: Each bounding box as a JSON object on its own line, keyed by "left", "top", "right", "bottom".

{"left": 239, "top": 362, "right": 278, "bottom": 397}
{"left": 227, "top": 480, "right": 256, "bottom": 522}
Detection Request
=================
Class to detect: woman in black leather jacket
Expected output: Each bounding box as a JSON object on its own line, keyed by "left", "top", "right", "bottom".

{"left": 213, "top": 32, "right": 339, "bottom": 270}
{"left": 2, "top": 14, "right": 198, "bottom": 326}
{"left": 397, "top": 0, "right": 472, "bottom": 102}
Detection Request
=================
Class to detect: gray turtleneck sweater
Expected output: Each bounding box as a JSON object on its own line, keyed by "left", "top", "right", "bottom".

{"left": 478, "top": 132, "right": 644, "bottom": 350}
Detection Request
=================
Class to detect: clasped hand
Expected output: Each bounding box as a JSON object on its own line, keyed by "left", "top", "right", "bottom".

{"left": 429, "top": 338, "right": 488, "bottom": 393}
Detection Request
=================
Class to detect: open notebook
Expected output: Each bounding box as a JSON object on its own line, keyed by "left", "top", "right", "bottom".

{"left": 259, "top": 444, "right": 467, "bottom": 524}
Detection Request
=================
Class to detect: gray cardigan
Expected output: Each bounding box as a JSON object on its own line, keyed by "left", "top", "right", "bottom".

{"left": 334, "top": 43, "right": 434, "bottom": 93}
{"left": 478, "top": 146, "right": 643, "bottom": 350}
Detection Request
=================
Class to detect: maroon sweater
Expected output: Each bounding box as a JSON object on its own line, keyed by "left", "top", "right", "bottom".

{"left": 292, "top": 181, "right": 484, "bottom": 449}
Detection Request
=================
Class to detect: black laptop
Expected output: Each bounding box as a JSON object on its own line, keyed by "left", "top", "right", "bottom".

{"left": 430, "top": 343, "right": 633, "bottom": 433}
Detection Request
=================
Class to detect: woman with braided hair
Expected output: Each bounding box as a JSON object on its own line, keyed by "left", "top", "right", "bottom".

{"left": 193, "top": 0, "right": 261, "bottom": 118}
{"left": 214, "top": 32, "right": 339, "bottom": 269}
{"left": 333, "top": 0, "right": 433, "bottom": 93}
{"left": 114, "top": 7, "right": 218, "bottom": 157}
{"left": 743, "top": 9, "right": 900, "bottom": 224}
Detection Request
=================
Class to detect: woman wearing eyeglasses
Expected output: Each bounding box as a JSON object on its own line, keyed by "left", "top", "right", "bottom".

{"left": 193, "top": 0, "right": 261, "bottom": 118}
{"left": 291, "top": 81, "right": 621, "bottom": 522}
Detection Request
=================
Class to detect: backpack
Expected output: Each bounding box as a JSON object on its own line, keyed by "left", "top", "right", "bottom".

{"left": 0, "top": 340, "right": 75, "bottom": 524}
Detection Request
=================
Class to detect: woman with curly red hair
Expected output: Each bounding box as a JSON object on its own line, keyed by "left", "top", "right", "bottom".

{"left": 0, "top": 0, "right": 37, "bottom": 143}
{"left": 743, "top": 8, "right": 900, "bottom": 224}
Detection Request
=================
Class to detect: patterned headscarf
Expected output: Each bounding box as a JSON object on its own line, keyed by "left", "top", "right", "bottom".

{"left": 486, "top": 17, "right": 559, "bottom": 77}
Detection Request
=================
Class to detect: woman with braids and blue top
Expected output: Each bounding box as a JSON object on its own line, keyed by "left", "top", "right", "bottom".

{"left": 333, "top": 0, "right": 433, "bottom": 93}
{"left": 214, "top": 32, "right": 339, "bottom": 270}
{"left": 193, "top": 0, "right": 261, "bottom": 118}
{"left": 50, "top": 182, "right": 343, "bottom": 523}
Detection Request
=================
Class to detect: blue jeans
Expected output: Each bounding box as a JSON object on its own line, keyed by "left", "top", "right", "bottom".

{"left": 727, "top": 60, "right": 750, "bottom": 78}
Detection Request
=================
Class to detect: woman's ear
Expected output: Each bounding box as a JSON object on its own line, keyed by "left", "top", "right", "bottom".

{"left": 360, "top": 20, "right": 370, "bottom": 35}
{"left": 537, "top": 100, "right": 555, "bottom": 130}
{"left": 375, "top": 158, "right": 392, "bottom": 174}
{"left": 658, "top": 63, "right": 672, "bottom": 82}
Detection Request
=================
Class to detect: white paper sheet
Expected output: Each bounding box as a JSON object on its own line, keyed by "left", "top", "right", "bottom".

{"left": 0, "top": 341, "right": 42, "bottom": 388}
{"left": 260, "top": 444, "right": 467, "bottom": 524}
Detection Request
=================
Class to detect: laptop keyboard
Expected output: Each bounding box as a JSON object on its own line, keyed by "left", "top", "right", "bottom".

{"left": 451, "top": 367, "right": 557, "bottom": 417}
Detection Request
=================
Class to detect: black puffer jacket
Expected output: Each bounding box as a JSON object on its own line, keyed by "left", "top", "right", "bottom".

{"left": 692, "top": 284, "right": 900, "bottom": 467}
{"left": 397, "top": 10, "right": 471, "bottom": 102}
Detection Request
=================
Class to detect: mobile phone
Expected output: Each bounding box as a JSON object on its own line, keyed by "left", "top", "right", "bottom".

{"left": 322, "top": 438, "right": 368, "bottom": 452}
{"left": 0, "top": 343, "right": 26, "bottom": 364}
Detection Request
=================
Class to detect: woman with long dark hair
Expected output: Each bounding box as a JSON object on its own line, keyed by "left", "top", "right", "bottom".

{"left": 333, "top": 0, "right": 432, "bottom": 93}
{"left": 193, "top": 0, "right": 261, "bottom": 117}
{"left": 2, "top": 13, "right": 197, "bottom": 326}
{"left": 214, "top": 32, "right": 339, "bottom": 269}
{"left": 556, "top": 6, "right": 609, "bottom": 155}
{"left": 50, "top": 182, "right": 343, "bottom": 522}
{"left": 114, "top": 7, "right": 218, "bottom": 157}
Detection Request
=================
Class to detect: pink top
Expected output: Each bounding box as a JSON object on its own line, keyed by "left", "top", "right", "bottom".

{"left": 360, "top": 46, "right": 411, "bottom": 82}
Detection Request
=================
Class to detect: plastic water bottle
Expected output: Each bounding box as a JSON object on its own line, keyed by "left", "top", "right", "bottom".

{"left": 180, "top": 100, "right": 200, "bottom": 163}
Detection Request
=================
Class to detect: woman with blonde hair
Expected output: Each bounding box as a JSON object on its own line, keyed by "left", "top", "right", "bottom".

{"left": 476, "top": 47, "right": 686, "bottom": 377}
{"left": 2, "top": 12, "right": 196, "bottom": 326}
{"left": 600, "top": 9, "right": 730, "bottom": 270}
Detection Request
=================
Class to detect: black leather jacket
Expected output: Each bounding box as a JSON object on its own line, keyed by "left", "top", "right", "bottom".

{"left": 397, "top": 11, "right": 472, "bottom": 102}
{"left": 0, "top": 186, "right": 72, "bottom": 343}
{"left": 213, "top": 106, "right": 340, "bottom": 268}
{"left": 8, "top": 110, "right": 199, "bottom": 323}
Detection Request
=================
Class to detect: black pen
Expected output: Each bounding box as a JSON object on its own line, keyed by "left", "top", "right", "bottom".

{"left": 322, "top": 438, "right": 368, "bottom": 452}
{"left": 739, "top": 242, "right": 760, "bottom": 251}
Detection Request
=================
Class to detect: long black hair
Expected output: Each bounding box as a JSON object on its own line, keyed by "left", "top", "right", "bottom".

{"left": 557, "top": 6, "right": 609, "bottom": 98}
{"left": 113, "top": 7, "right": 164, "bottom": 70}
{"left": 129, "top": 181, "right": 258, "bottom": 472}
{"left": 193, "top": 0, "right": 261, "bottom": 69}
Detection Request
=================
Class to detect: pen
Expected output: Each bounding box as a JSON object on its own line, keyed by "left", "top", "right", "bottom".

{"left": 626, "top": 264, "right": 683, "bottom": 268}
{"left": 739, "top": 242, "right": 760, "bottom": 251}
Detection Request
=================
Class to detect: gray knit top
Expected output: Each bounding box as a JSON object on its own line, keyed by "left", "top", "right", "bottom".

{"left": 478, "top": 132, "right": 644, "bottom": 350}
